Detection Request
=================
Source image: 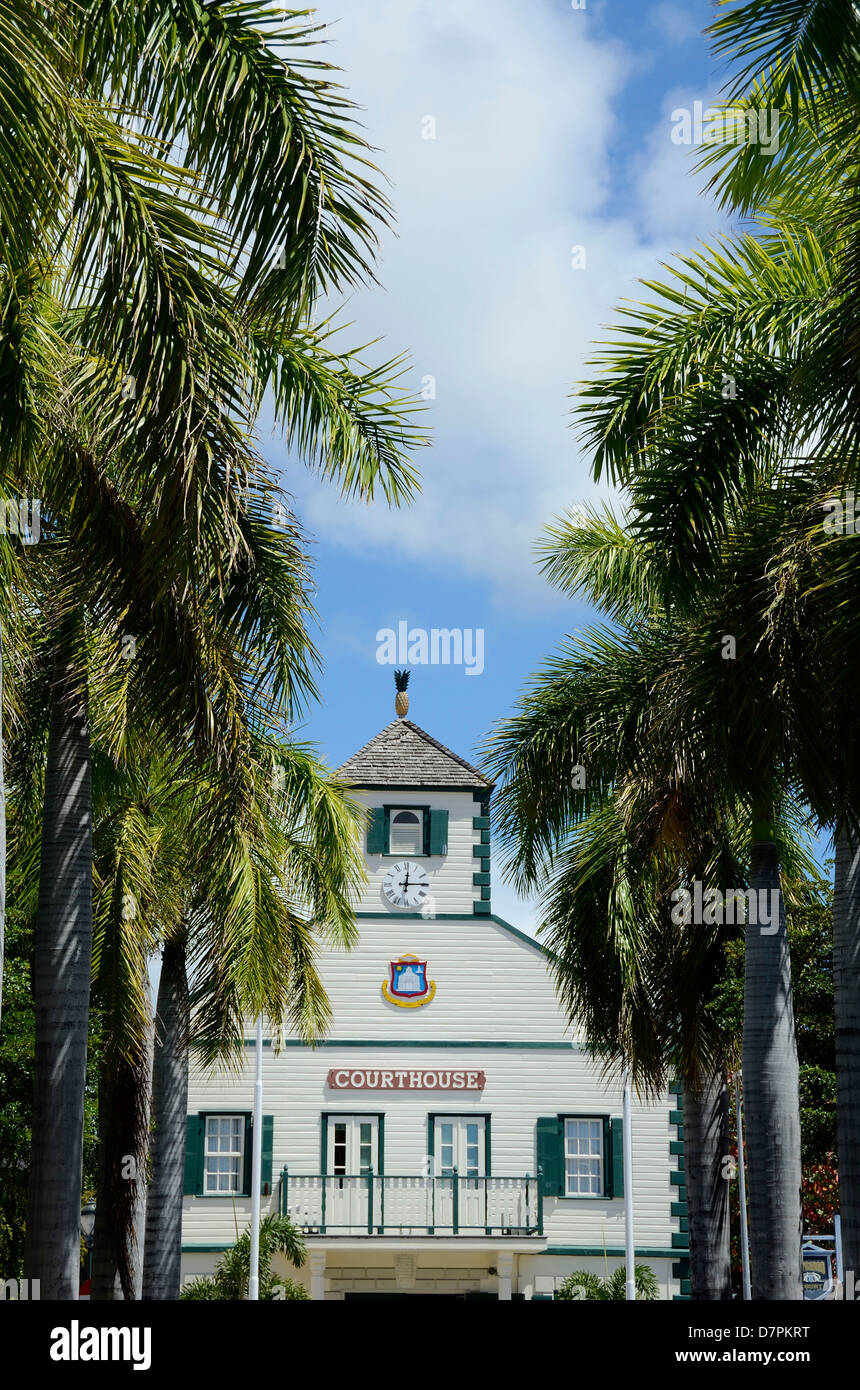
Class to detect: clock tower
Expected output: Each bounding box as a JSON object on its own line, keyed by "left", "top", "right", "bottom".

{"left": 335, "top": 686, "right": 493, "bottom": 920}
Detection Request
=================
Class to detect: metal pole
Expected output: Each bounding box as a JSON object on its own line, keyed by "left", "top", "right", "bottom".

{"left": 834, "top": 1213, "right": 844, "bottom": 1288}
{"left": 623, "top": 1069, "right": 635, "bottom": 1301}
{"left": 734, "top": 1071, "right": 751, "bottom": 1301}
{"left": 248, "top": 1015, "right": 264, "bottom": 1300}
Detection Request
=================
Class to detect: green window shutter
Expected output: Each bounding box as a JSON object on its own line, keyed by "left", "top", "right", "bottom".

{"left": 242, "top": 1114, "right": 253, "bottom": 1196}
{"left": 428, "top": 809, "right": 448, "bottom": 856}
{"left": 610, "top": 1117, "right": 624, "bottom": 1198}
{"left": 536, "top": 1117, "right": 564, "bottom": 1196}
{"left": 366, "top": 807, "right": 387, "bottom": 855}
{"left": 261, "top": 1115, "right": 274, "bottom": 1194}
{"left": 184, "top": 1114, "right": 204, "bottom": 1195}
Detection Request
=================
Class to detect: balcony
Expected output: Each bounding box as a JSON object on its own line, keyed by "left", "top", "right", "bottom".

{"left": 279, "top": 1169, "right": 543, "bottom": 1237}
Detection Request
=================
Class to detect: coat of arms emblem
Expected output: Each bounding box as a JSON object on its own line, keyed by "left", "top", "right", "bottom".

{"left": 382, "top": 953, "right": 436, "bottom": 1008}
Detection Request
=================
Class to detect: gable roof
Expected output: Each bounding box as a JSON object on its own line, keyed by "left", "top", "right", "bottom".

{"left": 335, "top": 718, "right": 493, "bottom": 790}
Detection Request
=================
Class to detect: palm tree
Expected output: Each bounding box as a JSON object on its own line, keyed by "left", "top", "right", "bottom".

{"left": 78, "top": 730, "right": 364, "bottom": 1301}
{"left": 179, "top": 1214, "right": 307, "bottom": 1301}
{"left": 26, "top": 610, "right": 94, "bottom": 1300}
{"left": 8, "top": 7, "right": 426, "bottom": 1300}
{"left": 557, "top": 1265, "right": 660, "bottom": 1301}
{"left": 699, "top": 0, "right": 860, "bottom": 1292}
{"left": 488, "top": 496, "right": 819, "bottom": 1297}
{"left": 87, "top": 754, "right": 165, "bottom": 1300}
{"left": 142, "top": 740, "right": 365, "bottom": 1302}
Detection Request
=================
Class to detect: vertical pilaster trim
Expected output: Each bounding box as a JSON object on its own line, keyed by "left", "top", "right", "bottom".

{"left": 669, "top": 1080, "right": 691, "bottom": 1299}
{"left": 473, "top": 791, "right": 491, "bottom": 914}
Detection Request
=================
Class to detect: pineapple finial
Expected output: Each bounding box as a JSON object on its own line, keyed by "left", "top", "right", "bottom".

{"left": 394, "top": 669, "right": 410, "bottom": 719}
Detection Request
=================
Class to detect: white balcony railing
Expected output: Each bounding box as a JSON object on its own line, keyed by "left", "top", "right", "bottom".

{"left": 279, "top": 1170, "right": 542, "bottom": 1236}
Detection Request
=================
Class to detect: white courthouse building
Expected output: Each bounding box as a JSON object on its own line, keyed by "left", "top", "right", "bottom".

{"left": 180, "top": 714, "right": 690, "bottom": 1300}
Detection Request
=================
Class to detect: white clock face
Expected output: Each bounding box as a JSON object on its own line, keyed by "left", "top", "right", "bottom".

{"left": 383, "top": 860, "right": 430, "bottom": 908}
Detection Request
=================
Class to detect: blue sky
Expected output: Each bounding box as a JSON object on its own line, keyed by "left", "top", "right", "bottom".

{"left": 262, "top": 0, "right": 748, "bottom": 928}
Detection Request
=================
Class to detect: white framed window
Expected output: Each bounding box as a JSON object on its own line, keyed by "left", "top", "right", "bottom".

{"left": 327, "top": 1115, "right": 379, "bottom": 1176}
{"left": 389, "top": 808, "right": 424, "bottom": 856}
{"left": 434, "top": 1116, "right": 486, "bottom": 1177}
{"left": 564, "top": 1117, "right": 604, "bottom": 1196}
{"left": 204, "top": 1114, "right": 245, "bottom": 1194}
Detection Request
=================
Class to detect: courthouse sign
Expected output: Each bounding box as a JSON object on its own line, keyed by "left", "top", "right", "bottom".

{"left": 327, "top": 1068, "right": 486, "bottom": 1091}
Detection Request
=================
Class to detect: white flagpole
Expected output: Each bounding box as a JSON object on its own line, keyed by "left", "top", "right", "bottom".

{"left": 623, "top": 1068, "right": 635, "bottom": 1300}
{"left": 248, "top": 1015, "right": 264, "bottom": 1301}
{"left": 734, "top": 1071, "right": 752, "bottom": 1301}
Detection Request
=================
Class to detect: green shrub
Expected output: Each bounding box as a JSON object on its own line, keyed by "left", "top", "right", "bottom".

{"left": 556, "top": 1264, "right": 659, "bottom": 1301}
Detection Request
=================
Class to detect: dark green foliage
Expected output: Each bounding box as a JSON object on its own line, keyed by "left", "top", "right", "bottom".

{"left": 0, "top": 900, "right": 100, "bottom": 1279}
{"left": 798, "top": 1066, "right": 837, "bottom": 1167}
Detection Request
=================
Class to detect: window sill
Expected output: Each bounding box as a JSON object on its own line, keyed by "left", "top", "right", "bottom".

{"left": 192, "top": 1193, "right": 252, "bottom": 1200}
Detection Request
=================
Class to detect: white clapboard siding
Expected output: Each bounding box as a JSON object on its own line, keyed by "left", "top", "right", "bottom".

{"left": 288, "top": 917, "right": 578, "bottom": 1041}
{"left": 184, "top": 1051, "right": 675, "bottom": 1249}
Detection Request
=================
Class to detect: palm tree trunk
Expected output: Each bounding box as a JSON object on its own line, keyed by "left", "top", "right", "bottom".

{"left": 743, "top": 830, "right": 802, "bottom": 1299}
{"left": 92, "top": 980, "right": 154, "bottom": 1301}
{"left": 0, "top": 621, "right": 5, "bottom": 1029}
{"left": 129, "top": 998, "right": 154, "bottom": 1300}
{"left": 24, "top": 615, "right": 93, "bottom": 1299}
{"left": 683, "top": 1066, "right": 731, "bottom": 1299}
{"left": 834, "top": 824, "right": 860, "bottom": 1279}
{"left": 142, "top": 933, "right": 189, "bottom": 1300}
{"left": 91, "top": 1071, "right": 123, "bottom": 1300}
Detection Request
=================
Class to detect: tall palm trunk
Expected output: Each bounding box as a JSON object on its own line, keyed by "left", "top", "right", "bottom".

{"left": 142, "top": 933, "right": 189, "bottom": 1300}
{"left": 92, "top": 967, "right": 154, "bottom": 1300}
{"left": 24, "top": 615, "right": 93, "bottom": 1299}
{"left": 683, "top": 1065, "right": 731, "bottom": 1299}
{"left": 128, "top": 997, "right": 154, "bottom": 1300}
{"left": 833, "top": 825, "right": 860, "bottom": 1279}
{"left": 743, "top": 830, "right": 802, "bottom": 1299}
{"left": 91, "top": 1069, "right": 124, "bottom": 1300}
{"left": 0, "top": 622, "right": 5, "bottom": 1029}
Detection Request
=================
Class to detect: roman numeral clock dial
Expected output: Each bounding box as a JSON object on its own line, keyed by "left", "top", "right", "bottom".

{"left": 383, "top": 860, "right": 430, "bottom": 909}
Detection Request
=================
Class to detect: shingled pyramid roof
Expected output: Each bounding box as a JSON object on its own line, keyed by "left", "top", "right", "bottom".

{"left": 336, "top": 719, "right": 493, "bottom": 790}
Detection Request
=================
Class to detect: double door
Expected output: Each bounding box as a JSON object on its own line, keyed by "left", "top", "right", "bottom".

{"left": 326, "top": 1115, "right": 379, "bottom": 1229}
{"left": 434, "top": 1116, "right": 486, "bottom": 1231}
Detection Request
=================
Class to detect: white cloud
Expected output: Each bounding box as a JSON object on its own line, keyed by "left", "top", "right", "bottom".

{"left": 629, "top": 84, "right": 732, "bottom": 245}
{"left": 271, "top": 0, "right": 728, "bottom": 604}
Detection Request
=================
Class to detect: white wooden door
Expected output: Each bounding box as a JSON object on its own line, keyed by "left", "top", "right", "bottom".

{"left": 326, "top": 1116, "right": 379, "bottom": 1231}
{"left": 433, "top": 1116, "right": 486, "bottom": 1231}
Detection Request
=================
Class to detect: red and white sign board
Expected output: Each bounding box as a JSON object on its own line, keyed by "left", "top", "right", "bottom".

{"left": 327, "top": 1068, "right": 486, "bottom": 1091}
